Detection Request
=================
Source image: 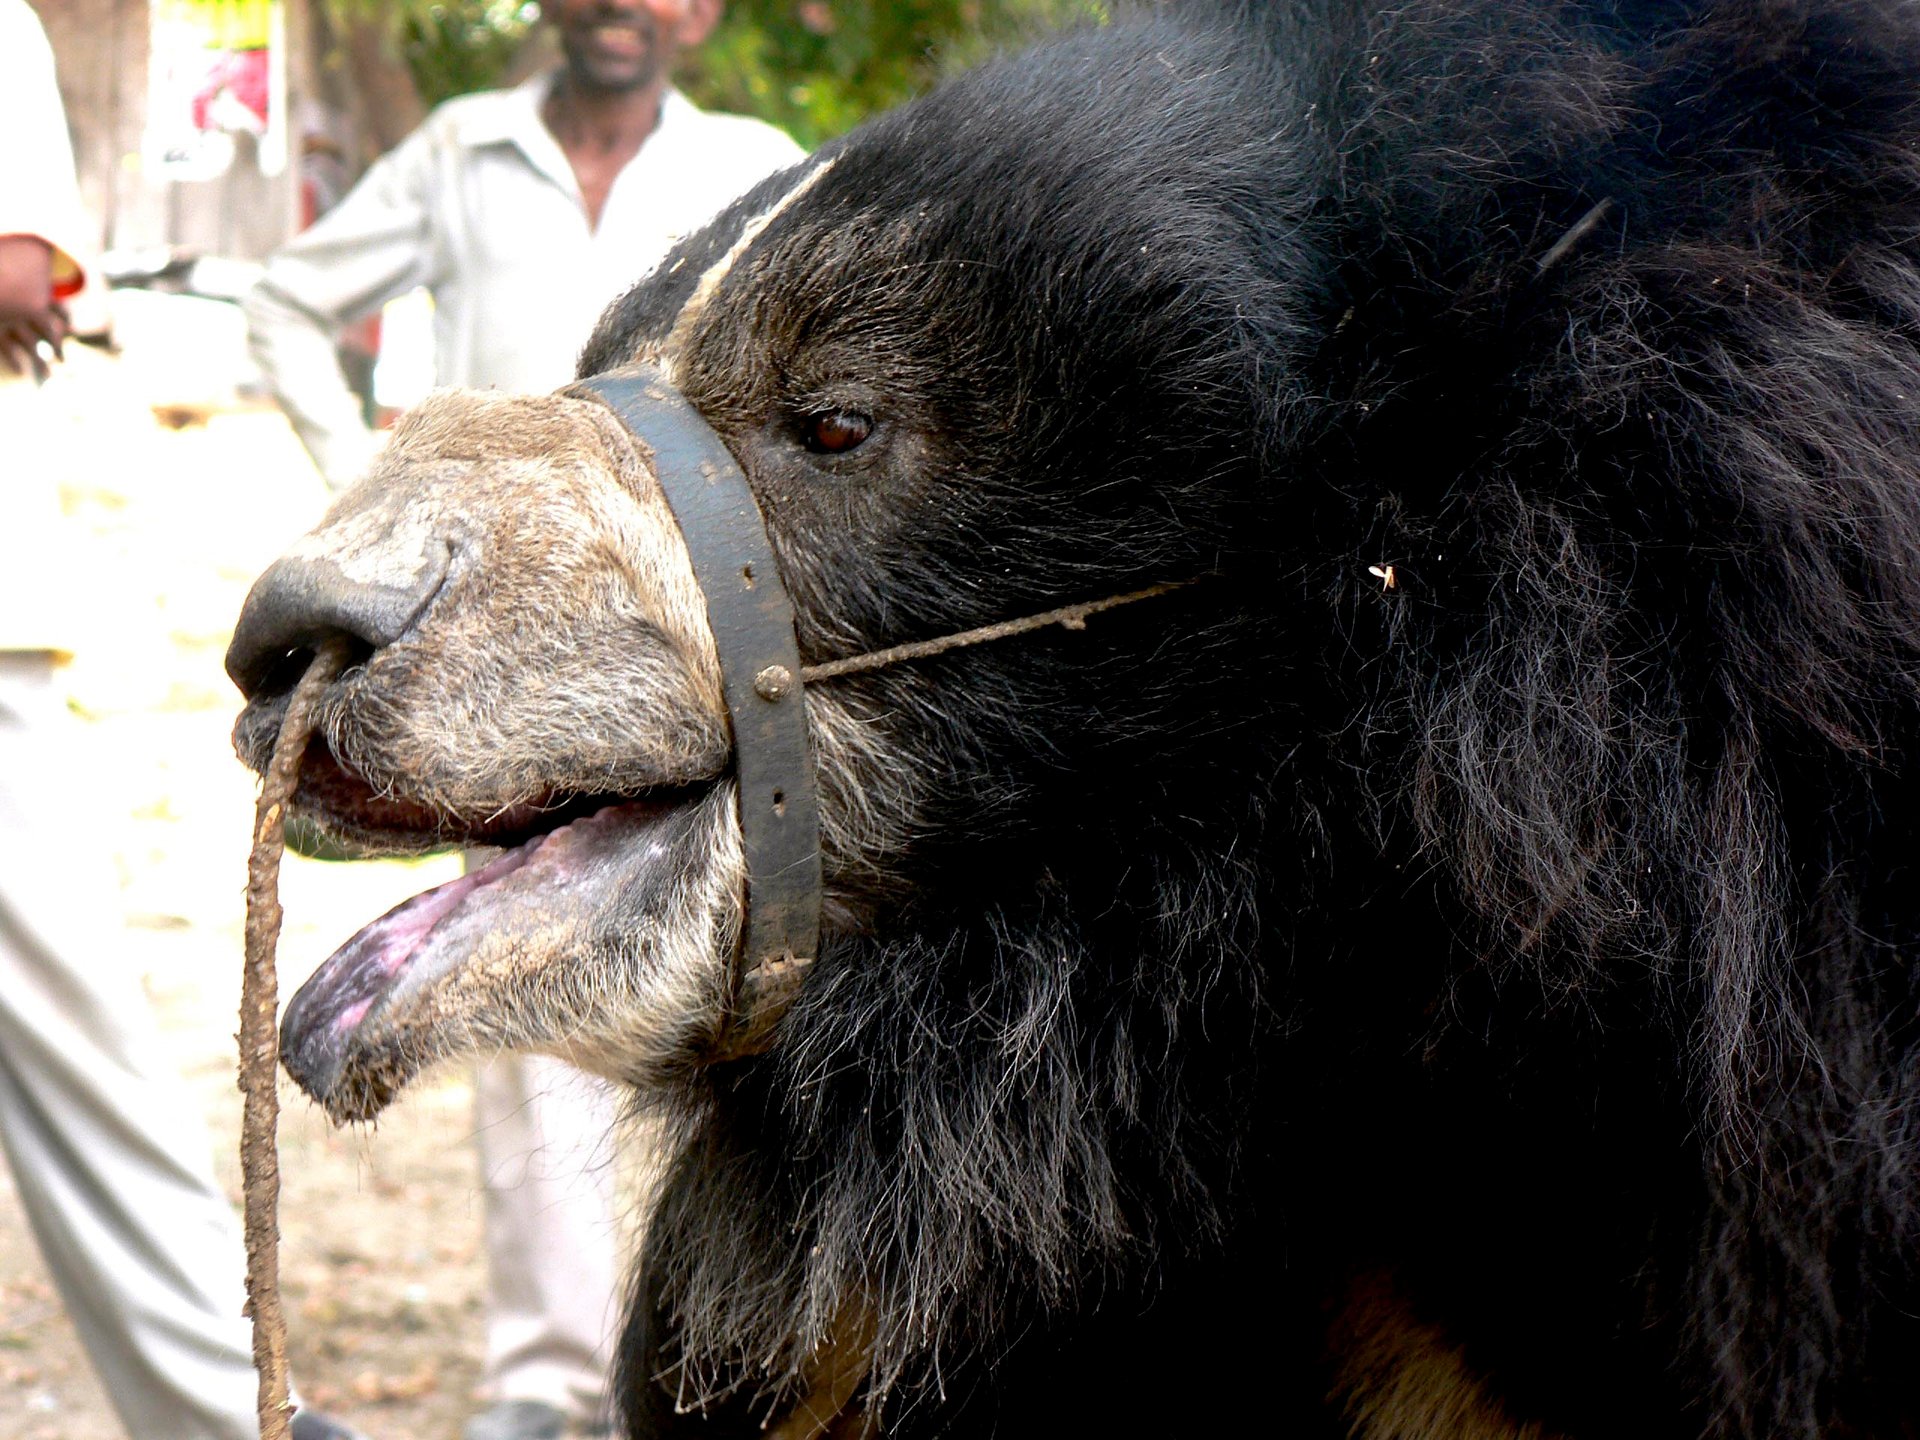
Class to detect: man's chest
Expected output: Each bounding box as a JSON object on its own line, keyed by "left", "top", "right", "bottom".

{"left": 445, "top": 147, "right": 722, "bottom": 278}
{"left": 567, "top": 146, "right": 637, "bottom": 230}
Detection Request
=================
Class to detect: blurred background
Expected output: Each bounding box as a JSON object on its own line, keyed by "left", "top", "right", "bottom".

{"left": 5, "top": 2, "right": 1095, "bottom": 1437}
{"left": 53, "top": 0, "right": 1101, "bottom": 417}
{"left": 51, "top": 0, "right": 1103, "bottom": 265}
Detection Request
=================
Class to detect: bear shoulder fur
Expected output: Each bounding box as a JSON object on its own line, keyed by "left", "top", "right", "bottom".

{"left": 593, "top": 4, "right": 1920, "bottom": 1435}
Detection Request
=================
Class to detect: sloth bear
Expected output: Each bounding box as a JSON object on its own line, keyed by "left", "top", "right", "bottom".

{"left": 228, "top": 1, "right": 1920, "bottom": 1436}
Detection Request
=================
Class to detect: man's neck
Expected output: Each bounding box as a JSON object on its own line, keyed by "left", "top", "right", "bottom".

{"left": 542, "top": 72, "right": 665, "bottom": 159}
{"left": 541, "top": 72, "right": 667, "bottom": 228}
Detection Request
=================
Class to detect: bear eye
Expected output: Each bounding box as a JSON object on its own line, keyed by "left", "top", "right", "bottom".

{"left": 802, "top": 410, "right": 873, "bottom": 455}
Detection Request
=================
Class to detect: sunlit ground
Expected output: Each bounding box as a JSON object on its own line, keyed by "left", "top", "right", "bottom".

{"left": 0, "top": 290, "right": 493, "bottom": 1440}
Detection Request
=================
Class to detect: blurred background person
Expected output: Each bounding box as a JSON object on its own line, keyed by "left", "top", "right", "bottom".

{"left": 0, "top": 3, "right": 363, "bottom": 1438}
{"left": 244, "top": 4, "right": 802, "bottom": 1437}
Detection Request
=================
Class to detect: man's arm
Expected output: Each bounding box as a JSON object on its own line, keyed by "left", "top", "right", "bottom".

{"left": 0, "top": 0, "right": 86, "bottom": 382}
{"left": 245, "top": 127, "right": 443, "bottom": 488}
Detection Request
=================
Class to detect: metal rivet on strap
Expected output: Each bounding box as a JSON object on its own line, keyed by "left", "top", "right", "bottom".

{"left": 753, "top": 664, "right": 794, "bottom": 702}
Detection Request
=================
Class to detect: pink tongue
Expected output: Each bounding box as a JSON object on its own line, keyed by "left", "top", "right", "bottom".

{"left": 320, "top": 840, "right": 545, "bottom": 1032}
{"left": 279, "top": 795, "right": 705, "bottom": 1111}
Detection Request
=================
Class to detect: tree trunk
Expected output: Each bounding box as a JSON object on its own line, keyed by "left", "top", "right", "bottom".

{"left": 307, "top": 4, "right": 425, "bottom": 179}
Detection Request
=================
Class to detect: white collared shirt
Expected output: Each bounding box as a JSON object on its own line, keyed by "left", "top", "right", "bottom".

{"left": 1, "top": 0, "right": 90, "bottom": 653}
{"left": 0, "top": 0, "right": 87, "bottom": 291}
{"left": 245, "top": 79, "right": 804, "bottom": 487}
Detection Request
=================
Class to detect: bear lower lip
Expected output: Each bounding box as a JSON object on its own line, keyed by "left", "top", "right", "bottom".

{"left": 279, "top": 791, "right": 703, "bottom": 1115}
{"left": 288, "top": 739, "right": 457, "bottom": 848}
{"left": 287, "top": 737, "right": 643, "bottom": 853}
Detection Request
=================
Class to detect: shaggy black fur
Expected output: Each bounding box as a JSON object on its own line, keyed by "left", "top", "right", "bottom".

{"left": 585, "top": 2, "right": 1920, "bottom": 1435}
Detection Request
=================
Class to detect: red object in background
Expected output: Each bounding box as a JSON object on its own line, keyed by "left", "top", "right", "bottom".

{"left": 189, "top": 47, "right": 270, "bottom": 133}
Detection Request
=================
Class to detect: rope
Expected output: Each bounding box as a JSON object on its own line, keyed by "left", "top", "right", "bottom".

{"left": 241, "top": 638, "right": 348, "bottom": 1440}
{"left": 800, "top": 582, "right": 1189, "bottom": 684}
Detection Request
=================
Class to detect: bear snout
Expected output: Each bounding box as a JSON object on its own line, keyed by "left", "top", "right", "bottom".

{"left": 226, "top": 539, "right": 453, "bottom": 702}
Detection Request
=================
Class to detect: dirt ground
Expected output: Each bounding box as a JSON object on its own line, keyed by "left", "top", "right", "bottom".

{"left": 0, "top": 291, "right": 523, "bottom": 1440}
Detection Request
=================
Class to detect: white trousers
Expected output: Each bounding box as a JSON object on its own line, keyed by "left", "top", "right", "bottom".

{"left": 474, "top": 1054, "right": 624, "bottom": 1426}
{"left": 0, "top": 645, "right": 625, "bottom": 1434}
{"left": 0, "top": 650, "right": 263, "bottom": 1440}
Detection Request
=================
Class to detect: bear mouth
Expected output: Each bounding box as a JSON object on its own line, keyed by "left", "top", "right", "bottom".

{"left": 275, "top": 736, "right": 724, "bottom": 1121}
{"left": 283, "top": 737, "right": 657, "bottom": 852}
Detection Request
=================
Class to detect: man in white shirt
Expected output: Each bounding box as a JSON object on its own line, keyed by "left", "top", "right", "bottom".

{"left": 245, "top": 5, "right": 802, "bottom": 1438}
{"left": 247, "top": 0, "right": 801, "bottom": 488}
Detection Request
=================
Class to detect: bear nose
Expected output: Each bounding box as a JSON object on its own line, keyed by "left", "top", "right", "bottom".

{"left": 225, "top": 541, "right": 451, "bottom": 700}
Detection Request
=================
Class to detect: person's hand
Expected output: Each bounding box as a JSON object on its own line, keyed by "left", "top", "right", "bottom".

{"left": 0, "top": 235, "right": 69, "bottom": 382}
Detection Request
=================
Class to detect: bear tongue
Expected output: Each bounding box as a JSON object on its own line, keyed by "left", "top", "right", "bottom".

{"left": 279, "top": 799, "right": 675, "bottom": 1104}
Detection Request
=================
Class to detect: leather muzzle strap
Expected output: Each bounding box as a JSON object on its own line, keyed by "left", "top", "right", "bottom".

{"left": 573, "top": 366, "right": 1195, "bottom": 1059}
{"left": 574, "top": 367, "right": 821, "bottom": 1053}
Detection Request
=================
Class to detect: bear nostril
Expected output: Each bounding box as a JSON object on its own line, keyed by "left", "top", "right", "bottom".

{"left": 225, "top": 542, "right": 451, "bottom": 701}
{"left": 248, "top": 637, "right": 376, "bottom": 709}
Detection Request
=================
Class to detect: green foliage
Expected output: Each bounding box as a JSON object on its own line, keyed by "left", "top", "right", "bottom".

{"left": 322, "top": 0, "right": 540, "bottom": 109}
{"left": 679, "top": 1, "right": 1108, "bottom": 148}
{"left": 324, "top": 0, "right": 1102, "bottom": 139}
{"left": 397, "top": 0, "right": 542, "bottom": 107}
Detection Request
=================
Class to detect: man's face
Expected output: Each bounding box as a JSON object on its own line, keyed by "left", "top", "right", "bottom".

{"left": 549, "top": 0, "right": 713, "bottom": 94}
